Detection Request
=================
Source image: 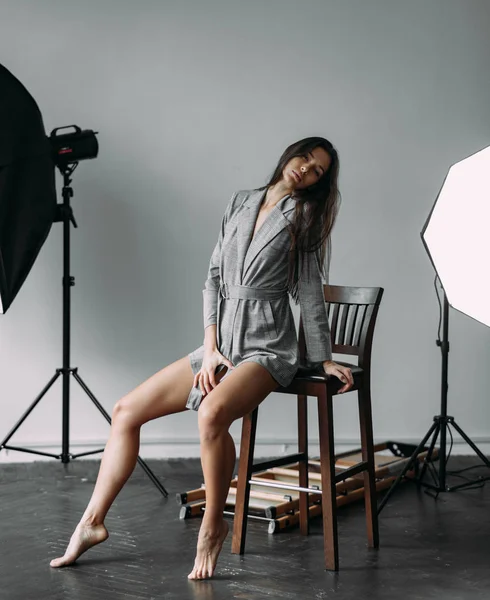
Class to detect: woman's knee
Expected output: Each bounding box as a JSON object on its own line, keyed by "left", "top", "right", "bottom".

{"left": 198, "top": 403, "right": 230, "bottom": 441}
{"left": 112, "top": 395, "right": 142, "bottom": 430}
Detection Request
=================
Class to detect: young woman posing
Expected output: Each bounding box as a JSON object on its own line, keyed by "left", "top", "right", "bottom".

{"left": 50, "top": 136, "right": 354, "bottom": 580}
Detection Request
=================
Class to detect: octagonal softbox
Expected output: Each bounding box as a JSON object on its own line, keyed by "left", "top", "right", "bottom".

{"left": 0, "top": 63, "right": 57, "bottom": 314}
{"left": 421, "top": 145, "right": 490, "bottom": 328}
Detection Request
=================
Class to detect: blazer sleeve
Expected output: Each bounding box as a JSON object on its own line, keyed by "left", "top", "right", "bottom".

{"left": 297, "top": 245, "right": 332, "bottom": 365}
{"left": 202, "top": 191, "right": 238, "bottom": 330}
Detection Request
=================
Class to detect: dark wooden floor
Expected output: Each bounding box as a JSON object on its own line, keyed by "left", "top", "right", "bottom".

{"left": 0, "top": 456, "right": 489, "bottom": 600}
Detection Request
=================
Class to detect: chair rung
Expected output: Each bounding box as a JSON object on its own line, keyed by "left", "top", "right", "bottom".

{"left": 334, "top": 461, "right": 369, "bottom": 483}
{"left": 251, "top": 453, "right": 306, "bottom": 473}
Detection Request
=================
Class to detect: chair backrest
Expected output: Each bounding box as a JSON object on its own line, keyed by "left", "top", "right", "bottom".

{"left": 298, "top": 285, "right": 384, "bottom": 370}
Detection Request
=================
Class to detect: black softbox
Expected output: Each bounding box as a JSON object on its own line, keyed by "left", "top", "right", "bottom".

{"left": 0, "top": 63, "right": 57, "bottom": 314}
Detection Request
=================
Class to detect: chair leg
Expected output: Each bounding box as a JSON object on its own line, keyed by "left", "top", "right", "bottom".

{"left": 231, "top": 407, "right": 258, "bottom": 555}
{"left": 297, "top": 394, "right": 309, "bottom": 536}
{"left": 358, "top": 383, "right": 379, "bottom": 549}
{"left": 317, "top": 388, "right": 339, "bottom": 571}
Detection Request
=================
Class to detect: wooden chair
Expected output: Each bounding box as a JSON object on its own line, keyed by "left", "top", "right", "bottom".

{"left": 231, "top": 285, "right": 384, "bottom": 571}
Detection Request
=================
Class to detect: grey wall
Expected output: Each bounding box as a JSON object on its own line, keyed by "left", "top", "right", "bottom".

{"left": 0, "top": 0, "right": 489, "bottom": 462}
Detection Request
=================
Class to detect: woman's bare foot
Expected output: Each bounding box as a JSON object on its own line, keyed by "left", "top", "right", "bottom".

{"left": 50, "top": 522, "right": 109, "bottom": 568}
{"left": 187, "top": 518, "right": 229, "bottom": 580}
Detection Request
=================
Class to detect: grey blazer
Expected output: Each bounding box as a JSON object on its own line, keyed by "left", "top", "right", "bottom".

{"left": 186, "top": 187, "right": 332, "bottom": 411}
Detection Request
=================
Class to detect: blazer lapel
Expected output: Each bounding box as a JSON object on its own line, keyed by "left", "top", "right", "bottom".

{"left": 235, "top": 188, "right": 263, "bottom": 277}
{"left": 237, "top": 188, "right": 296, "bottom": 283}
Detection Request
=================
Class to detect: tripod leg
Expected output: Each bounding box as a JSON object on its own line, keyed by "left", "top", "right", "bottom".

{"left": 0, "top": 371, "right": 61, "bottom": 448}
{"left": 418, "top": 419, "right": 442, "bottom": 487}
{"left": 450, "top": 420, "right": 490, "bottom": 469}
{"left": 71, "top": 371, "right": 168, "bottom": 497}
{"left": 377, "top": 420, "right": 439, "bottom": 515}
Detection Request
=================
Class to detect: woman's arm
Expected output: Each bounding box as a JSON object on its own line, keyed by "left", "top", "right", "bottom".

{"left": 204, "top": 324, "right": 218, "bottom": 351}
{"left": 297, "top": 245, "right": 353, "bottom": 393}
{"left": 202, "top": 191, "right": 238, "bottom": 337}
{"left": 297, "top": 247, "right": 332, "bottom": 365}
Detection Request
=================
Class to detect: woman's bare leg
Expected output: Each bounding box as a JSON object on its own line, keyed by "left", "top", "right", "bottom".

{"left": 188, "top": 362, "right": 279, "bottom": 580}
{"left": 50, "top": 354, "right": 197, "bottom": 567}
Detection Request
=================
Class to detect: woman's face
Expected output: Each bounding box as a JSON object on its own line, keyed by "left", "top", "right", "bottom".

{"left": 282, "top": 146, "right": 332, "bottom": 190}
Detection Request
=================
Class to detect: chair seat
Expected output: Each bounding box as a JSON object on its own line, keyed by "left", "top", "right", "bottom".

{"left": 274, "top": 362, "right": 363, "bottom": 397}
{"left": 295, "top": 361, "right": 363, "bottom": 380}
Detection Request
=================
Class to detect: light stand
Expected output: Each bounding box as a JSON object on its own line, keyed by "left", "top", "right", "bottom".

{"left": 0, "top": 164, "right": 168, "bottom": 497}
{"left": 378, "top": 285, "right": 490, "bottom": 513}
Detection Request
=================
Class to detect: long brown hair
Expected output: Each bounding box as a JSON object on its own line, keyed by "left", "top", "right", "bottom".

{"left": 260, "top": 136, "right": 341, "bottom": 303}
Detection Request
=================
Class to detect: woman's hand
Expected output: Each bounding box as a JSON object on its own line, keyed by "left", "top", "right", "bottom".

{"left": 322, "top": 360, "right": 354, "bottom": 394}
{"left": 194, "top": 348, "right": 235, "bottom": 397}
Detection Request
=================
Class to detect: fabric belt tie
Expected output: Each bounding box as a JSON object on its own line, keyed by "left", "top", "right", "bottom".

{"left": 219, "top": 282, "right": 287, "bottom": 301}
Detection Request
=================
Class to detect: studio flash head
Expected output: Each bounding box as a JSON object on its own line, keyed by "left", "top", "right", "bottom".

{"left": 50, "top": 125, "right": 99, "bottom": 169}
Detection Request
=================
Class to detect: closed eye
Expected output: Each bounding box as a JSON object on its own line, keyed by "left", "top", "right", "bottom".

{"left": 304, "top": 153, "right": 323, "bottom": 178}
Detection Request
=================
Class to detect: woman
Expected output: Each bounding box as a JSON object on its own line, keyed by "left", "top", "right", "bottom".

{"left": 49, "top": 136, "right": 354, "bottom": 580}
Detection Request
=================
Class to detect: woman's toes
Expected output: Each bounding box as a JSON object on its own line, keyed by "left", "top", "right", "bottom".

{"left": 49, "top": 557, "right": 63, "bottom": 568}
{"left": 50, "top": 551, "right": 78, "bottom": 568}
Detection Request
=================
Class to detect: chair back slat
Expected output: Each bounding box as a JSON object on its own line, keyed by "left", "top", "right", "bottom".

{"left": 330, "top": 303, "right": 340, "bottom": 344}
{"left": 338, "top": 303, "right": 349, "bottom": 346}
{"left": 299, "top": 285, "right": 384, "bottom": 369}
{"left": 348, "top": 304, "right": 361, "bottom": 347}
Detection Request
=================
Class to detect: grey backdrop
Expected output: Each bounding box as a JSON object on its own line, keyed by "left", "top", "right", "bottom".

{"left": 0, "top": 0, "right": 489, "bottom": 462}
